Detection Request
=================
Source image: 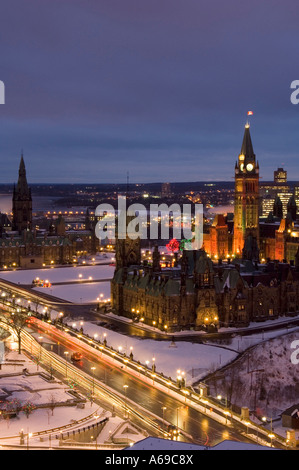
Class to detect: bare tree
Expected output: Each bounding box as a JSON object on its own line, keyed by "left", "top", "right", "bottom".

{"left": 49, "top": 393, "right": 57, "bottom": 416}
{"left": 8, "top": 310, "right": 29, "bottom": 354}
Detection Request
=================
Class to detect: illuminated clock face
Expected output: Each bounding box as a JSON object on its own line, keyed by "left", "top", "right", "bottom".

{"left": 246, "top": 163, "right": 254, "bottom": 172}
{"left": 240, "top": 163, "right": 244, "bottom": 171}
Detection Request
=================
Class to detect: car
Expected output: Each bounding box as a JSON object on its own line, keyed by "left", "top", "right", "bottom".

{"left": 167, "top": 425, "right": 179, "bottom": 439}
{"left": 71, "top": 352, "right": 83, "bottom": 361}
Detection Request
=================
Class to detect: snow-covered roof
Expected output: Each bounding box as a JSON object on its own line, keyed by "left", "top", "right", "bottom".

{"left": 125, "top": 437, "right": 276, "bottom": 451}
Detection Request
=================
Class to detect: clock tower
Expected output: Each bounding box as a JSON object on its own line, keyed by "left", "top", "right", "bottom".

{"left": 233, "top": 123, "right": 259, "bottom": 256}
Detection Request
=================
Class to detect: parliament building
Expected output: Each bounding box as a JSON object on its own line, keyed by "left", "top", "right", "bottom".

{"left": 111, "top": 124, "right": 299, "bottom": 331}
{"left": 0, "top": 156, "right": 99, "bottom": 268}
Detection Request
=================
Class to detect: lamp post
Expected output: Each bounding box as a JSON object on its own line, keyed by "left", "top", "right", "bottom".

{"left": 244, "top": 420, "right": 250, "bottom": 435}
{"left": 262, "top": 415, "right": 274, "bottom": 447}
{"left": 91, "top": 366, "right": 96, "bottom": 395}
{"left": 176, "top": 406, "right": 184, "bottom": 433}
{"left": 262, "top": 415, "right": 273, "bottom": 432}
{"left": 38, "top": 336, "right": 43, "bottom": 363}
{"left": 123, "top": 384, "right": 128, "bottom": 419}
{"left": 94, "top": 414, "right": 100, "bottom": 450}
{"left": 27, "top": 429, "right": 32, "bottom": 450}
{"left": 268, "top": 432, "right": 275, "bottom": 448}
{"left": 176, "top": 369, "right": 185, "bottom": 388}
{"left": 162, "top": 407, "right": 167, "bottom": 433}
{"left": 64, "top": 351, "right": 69, "bottom": 378}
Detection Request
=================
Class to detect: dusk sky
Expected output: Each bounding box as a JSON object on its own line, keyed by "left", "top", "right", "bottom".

{"left": 1, "top": 0, "right": 299, "bottom": 184}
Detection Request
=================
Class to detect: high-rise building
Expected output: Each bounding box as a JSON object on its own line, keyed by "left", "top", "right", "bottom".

{"left": 260, "top": 167, "right": 292, "bottom": 218}
{"left": 274, "top": 167, "right": 287, "bottom": 184}
{"left": 279, "top": 190, "right": 295, "bottom": 218}
{"left": 161, "top": 182, "right": 172, "bottom": 198}
{"left": 233, "top": 123, "right": 259, "bottom": 255}
{"left": 294, "top": 185, "right": 299, "bottom": 207}
{"left": 261, "top": 194, "right": 275, "bottom": 218}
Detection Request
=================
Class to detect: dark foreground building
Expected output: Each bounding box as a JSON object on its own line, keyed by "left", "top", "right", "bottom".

{"left": 111, "top": 242, "right": 299, "bottom": 331}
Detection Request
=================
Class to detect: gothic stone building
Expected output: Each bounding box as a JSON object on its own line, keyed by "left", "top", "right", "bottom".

{"left": 111, "top": 122, "right": 299, "bottom": 330}
{"left": 0, "top": 156, "right": 99, "bottom": 268}
{"left": 203, "top": 123, "right": 299, "bottom": 264}
{"left": 111, "top": 244, "right": 299, "bottom": 331}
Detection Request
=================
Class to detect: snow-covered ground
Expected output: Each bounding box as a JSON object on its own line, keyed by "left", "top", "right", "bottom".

{"left": 205, "top": 323, "right": 299, "bottom": 354}
{"left": 1, "top": 263, "right": 299, "bottom": 447}
{"left": 33, "top": 281, "right": 111, "bottom": 303}
{"left": 0, "top": 349, "right": 145, "bottom": 448}
{"left": 0, "top": 350, "right": 103, "bottom": 434}
{"left": 0, "top": 264, "right": 115, "bottom": 285}
{"left": 205, "top": 330, "right": 299, "bottom": 419}
{"left": 0, "top": 262, "right": 114, "bottom": 304}
{"left": 68, "top": 319, "right": 237, "bottom": 384}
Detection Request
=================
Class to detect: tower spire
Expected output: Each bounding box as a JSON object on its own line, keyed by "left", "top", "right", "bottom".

{"left": 12, "top": 153, "right": 32, "bottom": 232}
{"left": 233, "top": 124, "right": 260, "bottom": 256}
{"left": 240, "top": 122, "right": 255, "bottom": 164}
{"left": 16, "top": 153, "right": 29, "bottom": 195}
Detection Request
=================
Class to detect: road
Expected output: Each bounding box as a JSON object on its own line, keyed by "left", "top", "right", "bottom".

{"left": 0, "top": 276, "right": 292, "bottom": 449}
{"left": 26, "top": 319, "right": 257, "bottom": 448}
{"left": 1, "top": 276, "right": 299, "bottom": 343}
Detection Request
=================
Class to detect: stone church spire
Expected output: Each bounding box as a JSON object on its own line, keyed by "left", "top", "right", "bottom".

{"left": 12, "top": 153, "right": 32, "bottom": 232}
{"left": 16, "top": 153, "right": 30, "bottom": 196}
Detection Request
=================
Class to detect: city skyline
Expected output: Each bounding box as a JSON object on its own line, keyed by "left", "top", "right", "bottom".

{"left": 1, "top": 1, "right": 299, "bottom": 455}
{"left": 0, "top": 1, "right": 299, "bottom": 184}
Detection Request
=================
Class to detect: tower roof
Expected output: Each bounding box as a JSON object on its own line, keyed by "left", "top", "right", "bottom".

{"left": 15, "top": 153, "right": 31, "bottom": 198}
{"left": 240, "top": 123, "right": 255, "bottom": 164}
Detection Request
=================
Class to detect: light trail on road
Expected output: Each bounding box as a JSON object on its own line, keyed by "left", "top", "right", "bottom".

{"left": 8, "top": 319, "right": 257, "bottom": 448}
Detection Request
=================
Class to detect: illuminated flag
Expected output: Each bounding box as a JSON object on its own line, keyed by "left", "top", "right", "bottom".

{"left": 247, "top": 111, "right": 253, "bottom": 115}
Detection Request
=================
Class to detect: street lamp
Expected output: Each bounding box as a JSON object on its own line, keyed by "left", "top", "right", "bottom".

{"left": 162, "top": 407, "right": 167, "bottom": 432}
{"left": 38, "top": 336, "right": 43, "bottom": 364}
{"left": 176, "top": 406, "right": 184, "bottom": 435}
{"left": 93, "top": 414, "right": 100, "bottom": 450}
{"left": 129, "top": 346, "right": 133, "bottom": 360}
{"left": 64, "top": 351, "right": 69, "bottom": 378}
{"left": 268, "top": 433, "right": 275, "bottom": 447}
{"left": 262, "top": 415, "right": 274, "bottom": 446}
{"left": 224, "top": 410, "right": 230, "bottom": 425}
{"left": 27, "top": 430, "right": 33, "bottom": 450}
{"left": 123, "top": 384, "right": 128, "bottom": 419}
{"left": 202, "top": 399, "right": 208, "bottom": 413}
{"left": 176, "top": 370, "right": 185, "bottom": 388}
{"left": 91, "top": 366, "right": 96, "bottom": 395}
